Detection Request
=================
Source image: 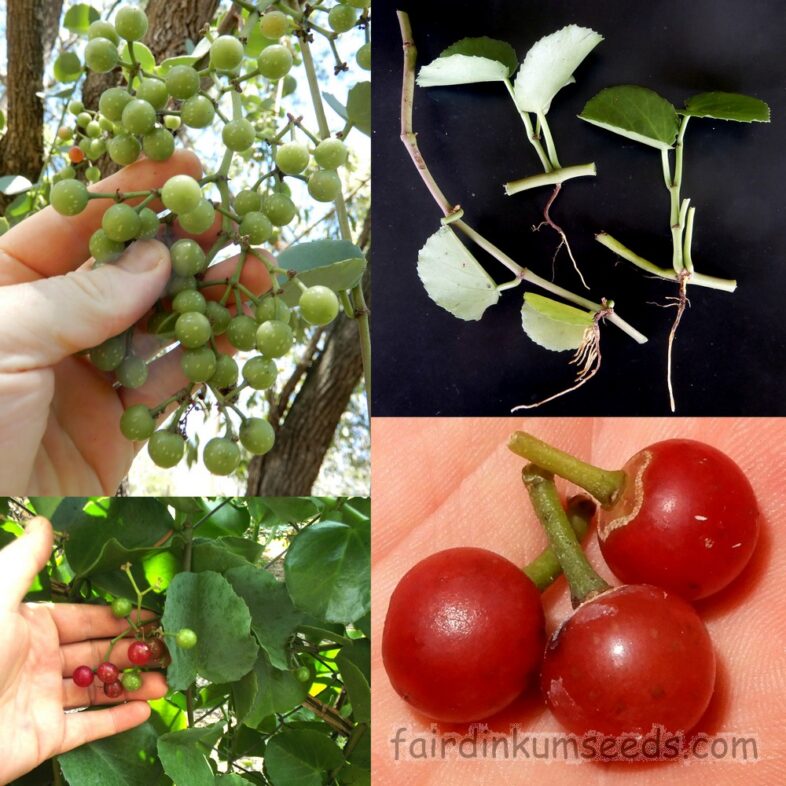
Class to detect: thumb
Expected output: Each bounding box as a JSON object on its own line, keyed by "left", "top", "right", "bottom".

{"left": 0, "top": 240, "right": 171, "bottom": 372}
{"left": 0, "top": 517, "right": 53, "bottom": 610}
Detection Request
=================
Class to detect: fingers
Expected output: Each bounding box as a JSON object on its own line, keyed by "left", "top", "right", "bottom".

{"left": 0, "top": 240, "right": 171, "bottom": 373}
{"left": 48, "top": 603, "right": 155, "bottom": 645}
{"left": 0, "top": 517, "right": 53, "bottom": 610}
{"left": 60, "top": 701, "right": 152, "bottom": 755}
{"left": 63, "top": 670, "right": 168, "bottom": 710}
{"left": 0, "top": 150, "right": 202, "bottom": 284}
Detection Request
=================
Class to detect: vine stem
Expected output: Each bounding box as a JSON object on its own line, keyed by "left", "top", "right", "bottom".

{"left": 522, "top": 466, "right": 610, "bottom": 608}
{"left": 502, "top": 77, "right": 552, "bottom": 172}
{"left": 397, "top": 11, "right": 647, "bottom": 346}
{"left": 595, "top": 233, "right": 737, "bottom": 292}
{"left": 505, "top": 163, "right": 596, "bottom": 194}
{"left": 298, "top": 10, "right": 371, "bottom": 408}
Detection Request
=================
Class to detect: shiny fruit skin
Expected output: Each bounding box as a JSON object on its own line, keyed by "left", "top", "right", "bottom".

{"left": 598, "top": 440, "right": 760, "bottom": 600}
{"left": 382, "top": 547, "right": 545, "bottom": 723}
{"left": 541, "top": 584, "right": 716, "bottom": 737}
{"left": 128, "top": 641, "right": 152, "bottom": 666}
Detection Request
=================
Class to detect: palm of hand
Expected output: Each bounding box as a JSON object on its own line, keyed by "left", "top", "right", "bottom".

{"left": 371, "top": 418, "right": 786, "bottom": 785}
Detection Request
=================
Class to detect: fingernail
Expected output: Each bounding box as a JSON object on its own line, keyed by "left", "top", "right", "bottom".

{"left": 116, "top": 241, "right": 165, "bottom": 274}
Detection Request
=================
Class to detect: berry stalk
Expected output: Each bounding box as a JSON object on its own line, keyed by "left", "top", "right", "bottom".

{"left": 508, "top": 430, "right": 625, "bottom": 505}
{"left": 522, "top": 465, "right": 610, "bottom": 607}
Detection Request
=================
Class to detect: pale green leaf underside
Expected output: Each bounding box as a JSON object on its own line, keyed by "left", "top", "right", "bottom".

{"left": 514, "top": 25, "right": 603, "bottom": 114}
{"left": 580, "top": 85, "right": 679, "bottom": 150}
{"left": 682, "top": 91, "right": 771, "bottom": 123}
{"left": 441, "top": 36, "right": 518, "bottom": 75}
{"left": 521, "top": 293, "right": 594, "bottom": 352}
{"left": 417, "top": 226, "right": 499, "bottom": 321}
{"left": 417, "top": 54, "right": 509, "bottom": 87}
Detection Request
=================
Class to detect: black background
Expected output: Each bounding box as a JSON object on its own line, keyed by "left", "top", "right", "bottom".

{"left": 371, "top": 0, "right": 786, "bottom": 416}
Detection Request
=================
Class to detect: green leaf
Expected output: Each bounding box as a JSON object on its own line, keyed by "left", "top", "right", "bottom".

{"left": 28, "top": 496, "right": 65, "bottom": 519}
{"left": 264, "top": 729, "right": 344, "bottom": 786}
{"left": 158, "top": 723, "right": 225, "bottom": 786}
{"left": 336, "top": 640, "right": 370, "bottom": 722}
{"left": 63, "top": 4, "right": 99, "bottom": 34}
{"left": 346, "top": 81, "right": 370, "bottom": 136}
{"left": 417, "top": 226, "right": 499, "bottom": 321}
{"left": 121, "top": 42, "right": 156, "bottom": 73}
{"left": 514, "top": 25, "right": 603, "bottom": 114}
{"left": 216, "top": 775, "right": 254, "bottom": 785}
{"left": 225, "top": 565, "right": 305, "bottom": 669}
{"left": 281, "top": 259, "right": 367, "bottom": 306}
{"left": 188, "top": 538, "right": 255, "bottom": 572}
{"left": 194, "top": 500, "right": 250, "bottom": 538}
{"left": 64, "top": 498, "right": 173, "bottom": 576}
{"left": 6, "top": 191, "right": 34, "bottom": 219}
{"left": 54, "top": 52, "right": 83, "bottom": 83}
{"left": 285, "top": 520, "right": 370, "bottom": 624}
{"left": 353, "top": 612, "right": 370, "bottom": 638}
{"left": 521, "top": 293, "right": 595, "bottom": 352}
{"left": 0, "top": 175, "right": 32, "bottom": 196}
{"left": 261, "top": 497, "right": 322, "bottom": 522}
{"left": 580, "top": 85, "right": 679, "bottom": 150}
{"left": 417, "top": 37, "right": 515, "bottom": 87}
{"left": 682, "top": 91, "right": 771, "bottom": 123}
{"left": 59, "top": 724, "right": 163, "bottom": 786}
{"left": 148, "top": 697, "right": 187, "bottom": 736}
{"left": 278, "top": 239, "right": 365, "bottom": 274}
{"left": 233, "top": 651, "right": 308, "bottom": 727}
{"left": 322, "top": 91, "right": 348, "bottom": 121}
{"left": 162, "top": 571, "right": 258, "bottom": 690}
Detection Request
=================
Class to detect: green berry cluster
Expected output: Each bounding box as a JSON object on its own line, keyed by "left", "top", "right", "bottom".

{"left": 46, "top": 3, "right": 367, "bottom": 477}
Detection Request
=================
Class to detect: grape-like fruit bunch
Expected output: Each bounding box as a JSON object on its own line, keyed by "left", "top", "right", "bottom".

{"left": 47, "top": 4, "right": 367, "bottom": 476}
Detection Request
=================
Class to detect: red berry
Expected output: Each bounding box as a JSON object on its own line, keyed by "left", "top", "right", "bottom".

{"left": 541, "top": 584, "right": 716, "bottom": 736}
{"left": 147, "top": 637, "right": 169, "bottom": 661}
{"left": 128, "top": 640, "right": 152, "bottom": 666}
{"left": 96, "top": 662, "right": 120, "bottom": 684}
{"left": 72, "top": 665, "right": 94, "bottom": 688}
{"left": 382, "top": 547, "right": 545, "bottom": 722}
{"left": 598, "top": 440, "right": 760, "bottom": 600}
{"left": 68, "top": 146, "right": 85, "bottom": 164}
{"left": 103, "top": 681, "right": 123, "bottom": 699}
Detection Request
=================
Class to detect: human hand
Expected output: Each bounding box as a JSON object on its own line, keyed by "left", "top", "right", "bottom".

{"left": 0, "top": 517, "right": 168, "bottom": 784}
{"left": 0, "top": 151, "right": 271, "bottom": 495}
{"left": 371, "top": 418, "right": 785, "bottom": 784}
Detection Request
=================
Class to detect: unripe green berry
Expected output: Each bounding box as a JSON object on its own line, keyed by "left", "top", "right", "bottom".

{"left": 148, "top": 431, "right": 185, "bottom": 468}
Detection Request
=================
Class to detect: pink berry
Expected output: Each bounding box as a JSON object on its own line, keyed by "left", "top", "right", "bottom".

{"left": 72, "top": 665, "right": 94, "bottom": 688}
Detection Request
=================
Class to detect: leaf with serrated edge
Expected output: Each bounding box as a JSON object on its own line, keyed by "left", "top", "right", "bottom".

{"left": 417, "top": 37, "right": 515, "bottom": 88}
{"left": 682, "top": 91, "right": 771, "bottom": 123}
{"left": 580, "top": 85, "right": 679, "bottom": 150}
{"left": 417, "top": 226, "right": 499, "bottom": 321}
{"left": 417, "top": 36, "right": 518, "bottom": 87}
{"left": 521, "top": 293, "right": 594, "bottom": 352}
{"left": 514, "top": 25, "right": 603, "bottom": 114}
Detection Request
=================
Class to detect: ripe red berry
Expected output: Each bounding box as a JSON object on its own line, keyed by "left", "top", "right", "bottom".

{"left": 541, "top": 584, "right": 716, "bottom": 736}
{"left": 96, "top": 661, "right": 120, "bottom": 684}
{"left": 103, "top": 681, "right": 123, "bottom": 699}
{"left": 147, "top": 637, "right": 169, "bottom": 661}
{"left": 72, "top": 665, "right": 94, "bottom": 688}
{"left": 128, "top": 640, "right": 152, "bottom": 666}
{"left": 382, "top": 547, "right": 545, "bottom": 722}
{"left": 598, "top": 440, "right": 760, "bottom": 600}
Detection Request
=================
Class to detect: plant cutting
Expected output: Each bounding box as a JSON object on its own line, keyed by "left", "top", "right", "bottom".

{"left": 580, "top": 86, "right": 771, "bottom": 410}
{"left": 398, "top": 11, "right": 647, "bottom": 410}
{"left": 509, "top": 430, "right": 760, "bottom": 600}
{"left": 382, "top": 496, "right": 595, "bottom": 722}
{"left": 522, "top": 465, "right": 716, "bottom": 737}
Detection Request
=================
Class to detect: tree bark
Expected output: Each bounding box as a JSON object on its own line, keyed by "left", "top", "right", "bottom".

{"left": 0, "top": 0, "right": 51, "bottom": 182}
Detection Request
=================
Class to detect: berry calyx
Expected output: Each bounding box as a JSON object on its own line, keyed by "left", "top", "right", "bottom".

{"left": 72, "top": 665, "right": 94, "bottom": 688}
{"left": 96, "top": 662, "right": 120, "bottom": 684}
{"left": 111, "top": 598, "right": 133, "bottom": 618}
{"left": 175, "top": 628, "right": 198, "bottom": 649}
{"left": 382, "top": 547, "right": 545, "bottom": 722}
{"left": 128, "top": 641, "right": 152, "bottom": 666}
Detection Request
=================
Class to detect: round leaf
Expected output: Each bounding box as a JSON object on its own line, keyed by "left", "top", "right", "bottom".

{"left": 285, "top": 520, "right": 370, "bottom": 624}
{"left": 63, "top": 4, "right": 100, "bottom": 34}
{"left": 521, "top": 292, "right": 595, "bottom": 352}
{"left": 265, "top": 729, "right": 344, "bottom": 786}
{"left": 54, "top": 52, "right": 83, "bottom": 83}
{"left": 417, "top": 226, "right": 499, "bottom": 321}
